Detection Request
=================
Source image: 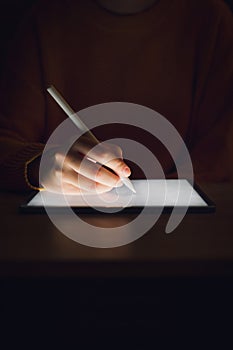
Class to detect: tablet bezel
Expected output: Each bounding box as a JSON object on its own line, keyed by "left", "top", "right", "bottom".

{"left": 19, "top": 181, "right": 216, "bottom": 214}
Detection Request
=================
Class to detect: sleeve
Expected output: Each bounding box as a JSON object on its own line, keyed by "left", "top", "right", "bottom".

{"left": 188, "top": 1, "right": 233, "bottom": 183}
{"left": 0, "top": 11, "right": 46, "bottom": 191}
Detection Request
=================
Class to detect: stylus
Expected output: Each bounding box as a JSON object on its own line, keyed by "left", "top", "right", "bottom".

{"left": 47, "top": 85, "right": 136, "bottom": 193}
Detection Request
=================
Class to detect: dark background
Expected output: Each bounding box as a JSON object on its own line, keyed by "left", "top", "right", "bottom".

{"left": 0, "top": 0, "right": 232, "bottom": 71}
{"left": 0, "top": 0, "right": 232, "bottom": 63}
{"left": 0, "top": 0, "right": 232, "bottom": 343}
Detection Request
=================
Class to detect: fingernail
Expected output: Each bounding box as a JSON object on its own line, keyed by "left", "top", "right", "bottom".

{"left": 116, "top": 180, "right": 123, "bottom": 187}
{"left": 123, "top": 166, "right": 131, "bottom": 177}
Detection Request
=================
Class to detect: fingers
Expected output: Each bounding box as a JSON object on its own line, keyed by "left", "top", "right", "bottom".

{"left": 62, "top": 169, "right": 114, "bottom": 194}
{"left": 65, "top": 153, "right": 122, "bottom": 188}
{"left": 105, "top": 157, "right": 131, "bottom": 178}
{"left": 58, "top": 183, "right": 87, "bottom": 195}
{"left": 47, "top": 140, "right": 131, "bottom": 195}
{"left": 73, "top": 140, "right": 131, "bottom": 178}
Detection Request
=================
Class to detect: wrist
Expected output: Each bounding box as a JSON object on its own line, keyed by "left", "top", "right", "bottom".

{"left": 25, "top": 154, "right": 44, "bottom": 191}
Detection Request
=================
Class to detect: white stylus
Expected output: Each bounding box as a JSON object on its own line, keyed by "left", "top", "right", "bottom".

{"left": 47, "top": 85, "right": 136, "bottom": 193}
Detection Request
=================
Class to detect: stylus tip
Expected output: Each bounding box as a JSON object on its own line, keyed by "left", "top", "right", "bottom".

{"left": 120, "top": 177, "right": 136, "bottom": 193}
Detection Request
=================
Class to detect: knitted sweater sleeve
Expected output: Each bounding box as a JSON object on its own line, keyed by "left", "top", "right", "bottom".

{"left": 0, "top": 12, "right": 45, "bottom": 191}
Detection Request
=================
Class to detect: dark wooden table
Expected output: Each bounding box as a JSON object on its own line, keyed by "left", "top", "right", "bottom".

{"left": 0, "top": 183, "right": 233, "bottom": 338}
{"left": 0, "top": 183, "right": 233, "bottom": 277}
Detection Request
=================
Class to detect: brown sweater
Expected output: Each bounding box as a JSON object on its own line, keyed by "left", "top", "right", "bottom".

{"left": 0, "top": 0, "right": 232, "bottom": 191}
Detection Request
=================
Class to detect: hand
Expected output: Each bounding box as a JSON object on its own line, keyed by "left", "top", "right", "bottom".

{"left": 39, "top": 135, "right": 131, "bottom": 194}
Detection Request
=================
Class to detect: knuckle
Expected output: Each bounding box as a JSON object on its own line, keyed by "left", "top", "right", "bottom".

{"left": 54, "top": 152, "right": 60, "bottom": 163}
{"left": 54, "top": 169, "right": 62, "bottom": 179}
{"left": 112, "top": 144, "right": 122, "bottom": 155}
{"left": 99, "top": 151, "right": 110, "bottom": 164}
{"left": 107, "top": 143, "right": 122, "bottom": 155}
{"left": 54, "top": 151, "right": 64, "bottom": 163}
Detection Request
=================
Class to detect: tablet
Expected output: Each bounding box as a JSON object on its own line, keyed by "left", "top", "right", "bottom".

{"left": 20, "top": 179, "right": 215, "bottom": 214}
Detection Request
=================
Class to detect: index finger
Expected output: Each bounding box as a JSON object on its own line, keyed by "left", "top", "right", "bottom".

{"left": 86, "top": 143, "right": 131, "bottom": 178}
{"left": 74, "top": 139, "right": 131, "bottom": 178}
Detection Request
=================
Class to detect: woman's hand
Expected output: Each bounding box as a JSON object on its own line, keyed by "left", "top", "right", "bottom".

{"left": 39, "top": 135, "right": 131, "bottom": 195}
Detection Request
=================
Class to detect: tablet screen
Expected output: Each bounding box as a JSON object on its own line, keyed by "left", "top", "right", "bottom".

{"left": 26, "top": 179, "right": 209, "bottom": 209}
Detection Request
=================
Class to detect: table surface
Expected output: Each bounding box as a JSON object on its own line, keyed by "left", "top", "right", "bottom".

{"left": 1, "top": 183, "right": 233, "bottom": 278}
